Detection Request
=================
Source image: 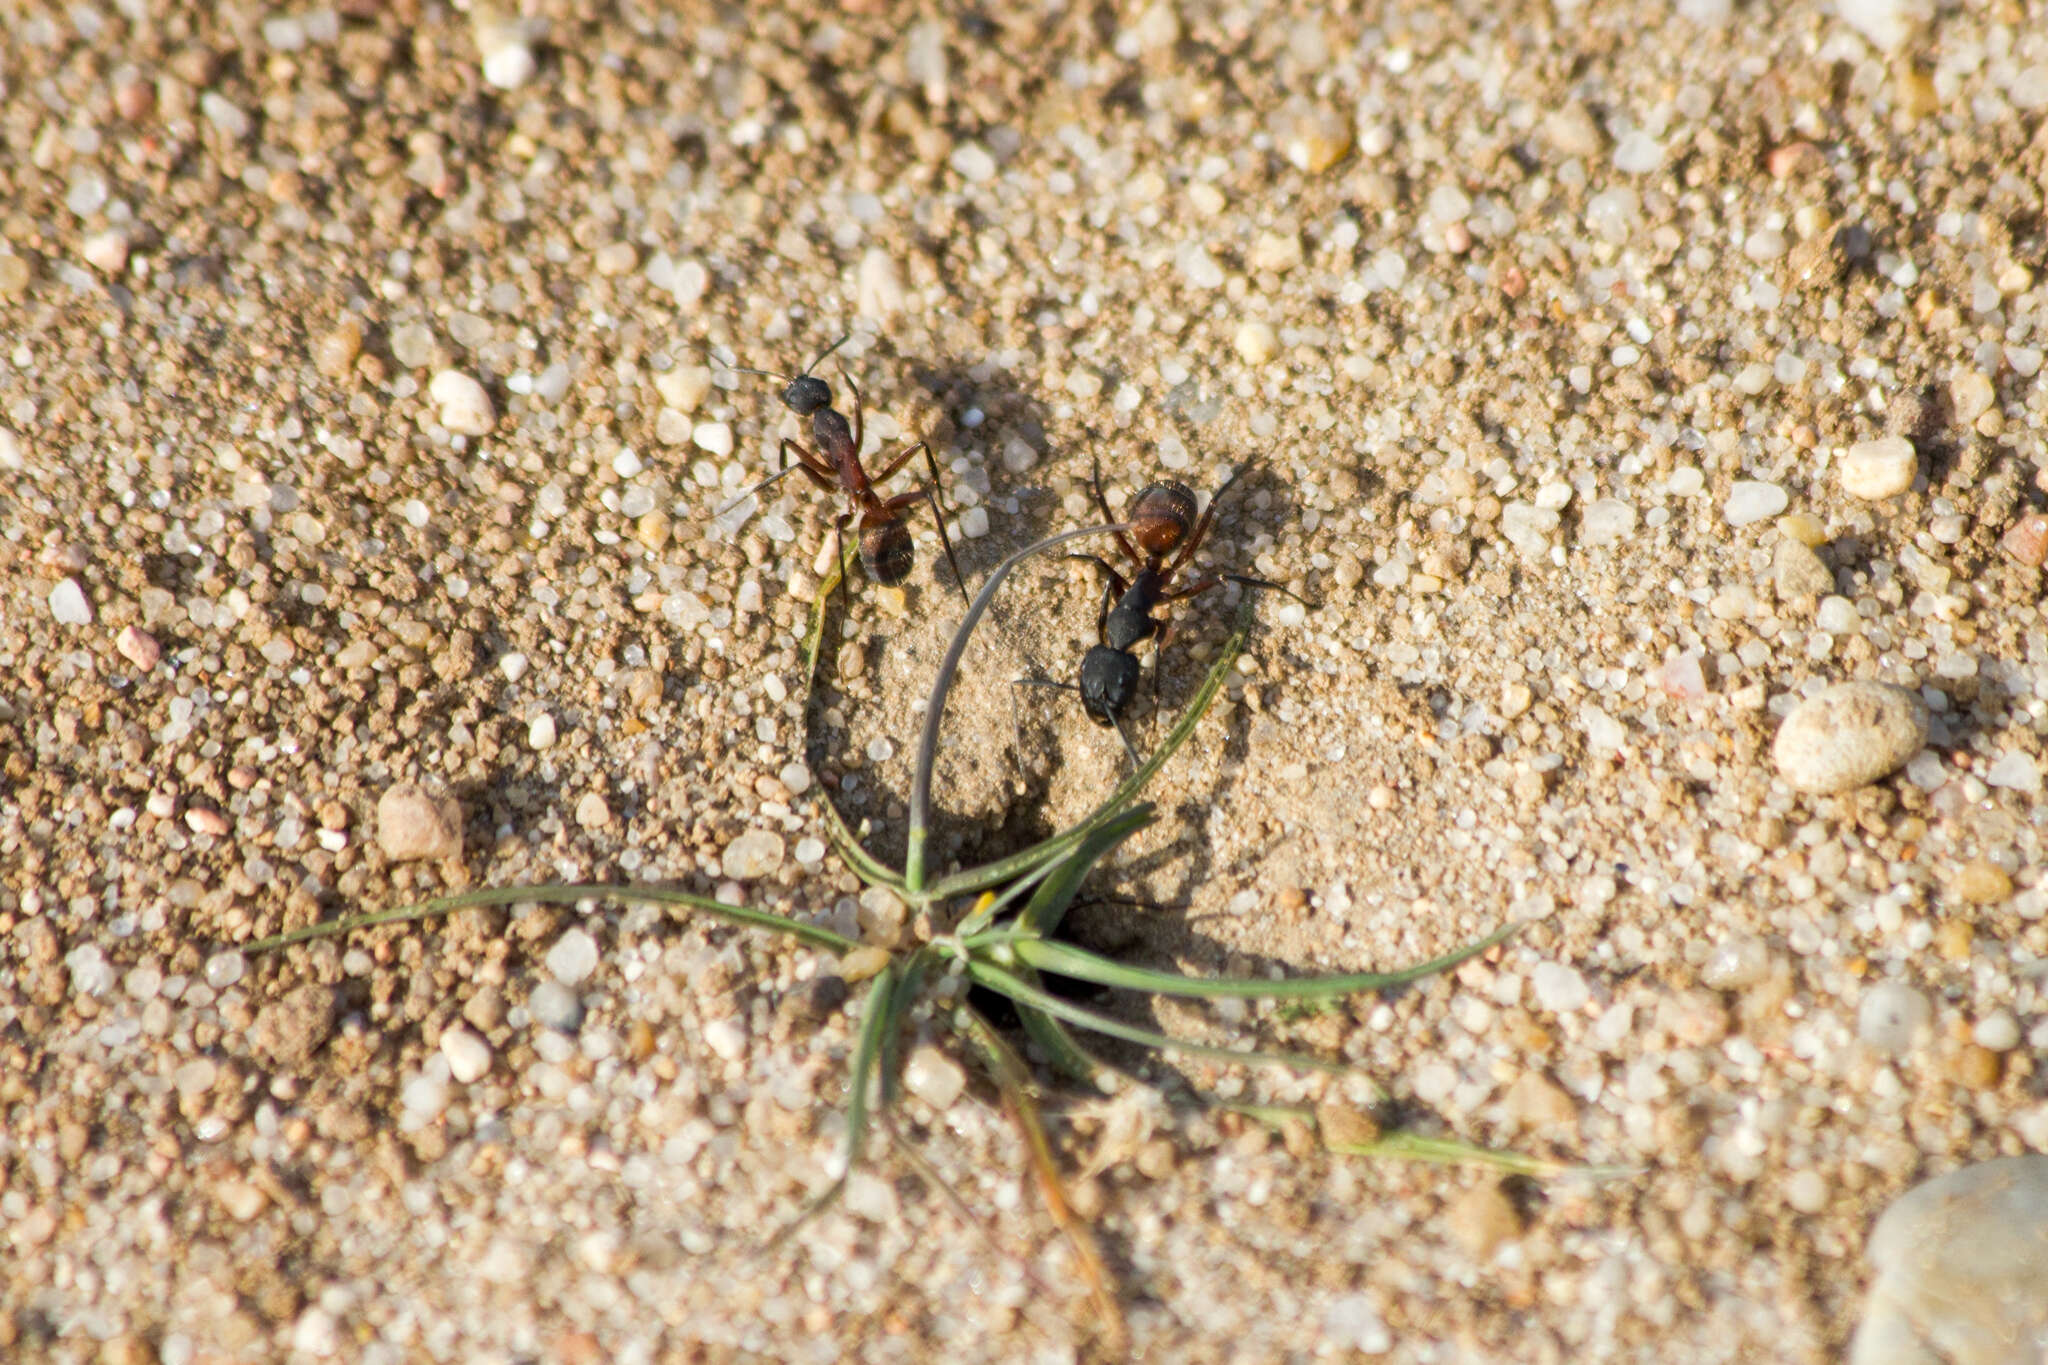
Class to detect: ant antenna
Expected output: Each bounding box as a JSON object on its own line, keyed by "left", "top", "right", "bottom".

{"left": 706, "top": 333, "right": 854, "bottom": 384}
{"left": 1011, "top": 677, "right": 1142, "bottom": 770}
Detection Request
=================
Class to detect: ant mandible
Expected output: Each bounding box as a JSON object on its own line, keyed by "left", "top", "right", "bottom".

{"left": 712, "top": 335, "right": 968, "bottom": 603}
{"left": 1020, "top": 454, "right": 1305, "bottom": 765}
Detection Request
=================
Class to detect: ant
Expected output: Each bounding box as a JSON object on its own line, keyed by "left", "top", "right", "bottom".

{"left": 712, "top": 336, "right": 968, "bottom": 602}
{"left": 1018, "top": 455, "right": 1304, "bottom": 765}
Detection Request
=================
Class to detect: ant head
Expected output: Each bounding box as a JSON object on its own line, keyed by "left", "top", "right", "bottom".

{"left": 1129, "top": 482, "right": 1198, "bottom": 559}
{"left": 859, "top": 521, "right": 915, "bottom": 585}
{"left": 782, "top": 374, "right": 832, "bottom": 417}
{"left": 1077, "top": 645, "right": 1141, "bottom": 726}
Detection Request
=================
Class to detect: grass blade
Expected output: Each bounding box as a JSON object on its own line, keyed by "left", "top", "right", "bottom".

{"left": 1016, "top": 1005, "right": 1109, "bottom": 1088}
{"left": 1017, "top": 805, "right": 1155, "bottom": 937}
{"left": 955, "top": 1006, "right": 1127, "bottom": 1352}
{"left": 929, "top": 596, "right": 1252, "bottom": 901}
{"left": 964, "top": 959, "right": 1347, "bottom": 1076}
{"left": 839, "top": 956, "right": 905, "bottom": 1178}
{"left": 1228, "top": 1104, "right": 1633, "bottom": 1180}
{"left": 907, "top": 523, "right": 1131, "bottom": 893}
{"left": 1004, "top": 919, "right": 1523, "bottom": 999}
{"left": 244, "top": 883, "right": 859, "bottom": 956}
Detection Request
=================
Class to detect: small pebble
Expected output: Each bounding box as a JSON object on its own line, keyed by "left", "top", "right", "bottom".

{"left": 692, "top": 422, "right": 734, "bottom": 456}
{"left": 1724, "top": 481, "right": 1788, "bottom": 527}
{"left": 82, "top": 229, "right": 129, "bottom": 275}
{"left": 574, "top": 791, "right": 610, "bottom": 829}
{"left": 2001, "top": 513, "right": 2048, "bottom": 567}
{"left": 1857, "top": 981, "right": 1931, "bottom": 1054}
{"left": 721, "top": 829, "right": 785, "bottom": 880}
{"left": 1849, "top": 1157, "right": 2048, "bottom": 1365}
{"left": 1949, "top": 370, "right": 1995, "bottom": 426}
{"left": 528, "top": 713, "right": 557, "bottom": 749}
{"left": 313, "top": 321, "right": 362, "bottom": 379}
{"left": 375, "top": 783, "right": 464, "bottom": 862}
{"left": 439, "top": 1026, "right": 492, "bottom": 1083}
{"left": 903, "top": 1044, "right": 968, "bottom": 1110}
{"left": 116, "top": 624, "right": 162, "bottom": 670}
{"left": 1973, "top": 1010, "right": 2020, "bottom": 1052}
{"left": 1700, "top": 936, "right": 1773, "bottom": 990}
{"left": 546, "top": 929, "right": 600, "bottom": 986}
{"left": 1772, "top": 537, "right": 1833, "bottom": 602}
{"left": 475, "top": 16, "right": 538, "bottom": 90}
{"left": 703, "top": 1015, "right": 747, "bottom": 1062}
{"left": 428, "top": 371, "right": 495, "bottom": 436}
{"left": 1949, "top": 858, "right": 2011, "bottom": 906}
{"left": 49, "top": 578, "right": 93, "bottom": 626}
{"left": 1772, "top": 682, "right": 1928, "bottom": 795}
{"left": 1838, "top": 437, "right": 1917, "bottom": 500}
{"left": 529, "top": 981, "right": 583, "bottom": 1032}
{"left": 1445, "top": 1181, "right": 1522, "bottom": 1258}
{"left": 214, "top": 1179, "right": 268, "bottom": 1223}
{"left": 1233, "top": 320, "right": 1278, "bottom": 365}
{"left": 184, "top": 807, "right": 229, "bottom": 837}
{"left": 1530, "top": 961, "right": 1589, "bottom": 1013}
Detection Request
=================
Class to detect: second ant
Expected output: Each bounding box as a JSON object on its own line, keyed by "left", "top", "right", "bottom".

{"left": 712, "top": 336, "right": 968, "bottom": 604}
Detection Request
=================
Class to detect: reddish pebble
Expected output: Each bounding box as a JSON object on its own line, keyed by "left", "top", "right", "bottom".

{"left": 1766, "top": 141, "right": 1821, "bottom": 179}
{"left": 1444, "top": 221, "right": 1472, "bottom": 253}
{"left": 114, "top": 80, "right": 154, "bottom": 122}
{"left": 185, "top": 808, "right": 230, "bottom": 837}
{"left": 116, "top": 624, "right": 162, "bottom": 670}
{"left": 1499, "top": 264, "right": 1528, "bottom": 299}
{"left": 2001, "top": 513, "right": 2047, "bottom": 568}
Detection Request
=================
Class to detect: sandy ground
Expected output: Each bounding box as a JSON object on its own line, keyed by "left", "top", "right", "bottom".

{"left": 5, "top": 0, "right": 2048, "bottom": 1361}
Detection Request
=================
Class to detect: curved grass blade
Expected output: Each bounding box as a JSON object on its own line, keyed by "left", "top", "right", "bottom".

{"left": 1016, "top": 805, "right": 1155, "bottom": 938}
{"left": 929, "top": 597, "right": 1252, "bottom": 902}
{"left": 244, "top": 883, "right": 858, "bottom": 957}
{"left": 815, "top": 790, "right": 908, "bottom": 890}
{"left": 801, "top": 555, "right": 846, "bottom": 685}
{"left": 907, "top": 523, "right": 1132, "bottom": 893}
{"left": 955, "top": 1005, "right": 1127, "bottom": 1353}
{"left": 1000, "top": 919, "right": 1523, "bottom": 1000}
{"left": 964, "top": 959, "right": 1347, "bottom": 1077}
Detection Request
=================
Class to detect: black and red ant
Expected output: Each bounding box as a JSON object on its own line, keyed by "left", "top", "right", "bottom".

{"left": 712, "top": 336, "right": 968, "bottom": 602}
{"left": 1019, "top": 456, "right": 1305, "bottom": 763}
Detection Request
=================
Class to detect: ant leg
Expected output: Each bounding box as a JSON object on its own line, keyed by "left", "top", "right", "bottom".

{"left": 842, "top": 372, "right": 864, "bottom": 457}
{"left": 1090, "top": 452, "right": 1140, "bottom": 565}
{"left": 1063, "top": 554, "right": 1130, "bottom": 599}
{"left": 1106, "top": 710, "right": 1142, "bottom": 770}
{"left": 878, "top": 463, "right": 968, "bottom": 602}
{"left": 1221, "top": 571, "right": 1310, "bottom": 606}
{"left": 714, "top": 440, "right": 836, "bottom": 517}
{"left": 827, "top": 509, "right": 857, "bottom": 608}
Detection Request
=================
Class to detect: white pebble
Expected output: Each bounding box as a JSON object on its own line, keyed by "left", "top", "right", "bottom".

{"left": 949, "top": 142, "right": 997, "bottom": 182}
{"left": 1580, "top": 498, "right": 1637, "bottom": 547}
{"left": 1701, "top": 936, "right": 1772, "bottom": 990}
{"left": 1530, "top": 962, "right": 1589, "bottom": 1013}
{"left": 692, "top": 421, "right": 734, "bottom": 456}
{"left": 960, "top": 505, "right": 990, "bottom": 539}
{"left": 528, "top": 713, "right": 557, "bottom": 749}
{"left": 1839, "top": 437, "right": 1917, "bottom": 500}
{"left": 703, "top": 1015, "right": 747, "bottom": 1062}
{"left": 440, "top": 1025, "right": 493, "bottom": 1082}
{"left": 546, "top": 928, "right": 600, "bottom": 986}
{"left": 1612, "top": 131, "right": 1663, "bottom": 174}
{"left": 721, "top": 829, "right": 785, "bottom": 880}
{"left": 1973, "top": 1010, "right": 2021, "bottom": 1052}
{"left": 499, "top": 651, "right": 529, "bottom": 682}
{"left": 429, "top": 370, "right": 495, "bottom": 436}
{"left": 49, "top": 577, "right": 93, "bottom": 625}
{"left": 903, "top": 1044, "right": 967, "bottom": 1110}
{"left": 1723, "top": 480, "right": 1788, "bottom": 527}
{"left": 1772, "top": 682, "right": 1928, "bottom": 795}
{"left": 529, "top": 981, "right": 583, "bottom": 1032}
{"left": 1857, "top": 981, "right": 1931, "bottom": 1053}
{"left": 1983, "top": 750, "right": 2040, "bottom": 793}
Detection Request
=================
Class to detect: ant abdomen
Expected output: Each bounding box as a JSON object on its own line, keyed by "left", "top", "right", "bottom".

{"left": 1129, "top": 482, "right": 1198, "bottom": 558}
{"left": 860, "top": 522, "right": 916, "bottom": 585}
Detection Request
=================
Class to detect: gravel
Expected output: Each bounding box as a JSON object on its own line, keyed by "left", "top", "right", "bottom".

{"left": 5, "top": 3, "right": 2048, "bottom": 1360}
